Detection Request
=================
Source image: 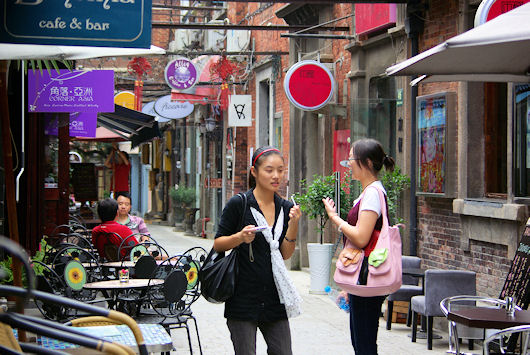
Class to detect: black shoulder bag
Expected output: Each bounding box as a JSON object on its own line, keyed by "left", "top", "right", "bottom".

{"left": 200, "top": 193, "right": 247, "bottom": 303}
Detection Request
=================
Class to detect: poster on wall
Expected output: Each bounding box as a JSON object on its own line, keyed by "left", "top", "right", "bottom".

{"left": 417, "top": 94, "right": 447, "bottom": 195}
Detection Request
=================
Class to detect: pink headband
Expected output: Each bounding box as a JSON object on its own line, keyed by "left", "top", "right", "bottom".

{"left": 252, "top": 148, "right": 280, "bottom": 166}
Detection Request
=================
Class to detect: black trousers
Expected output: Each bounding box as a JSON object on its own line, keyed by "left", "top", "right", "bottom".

{"left": 349, "top": 294, "right": 386, "bottom": 355}
{"left": 226, "top": 318, "right": 292, "bottom": 355}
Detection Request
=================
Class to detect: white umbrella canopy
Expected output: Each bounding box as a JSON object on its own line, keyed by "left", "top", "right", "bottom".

{"left": 386, "top": 2, "right": 530, "bottom": 83}
{"left": 0, "top": 43, "right": 165, "bottom": 60}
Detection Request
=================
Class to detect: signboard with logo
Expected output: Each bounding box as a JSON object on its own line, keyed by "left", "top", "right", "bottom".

{"left": 284, "top": 61, "right": 335, "bottom": 111}
{"left": 475, "top": 0, "right": 530, "bottom": 26}
{"left": 164, "top": 58, "right": 198, "bottom": 91}
{"left": 154, "top": 95, "right": 194, "bottom": 119}
{"left": 355, "top": 4, "right": 397, "bottom": 36}
{"left": 44, "top": 112, "right": 97, "bottom": 137}
{"left": 228, "top": 95, "right": 252, "bottom": 127}
{"left": 114, "top": 91, "right": 135, "bottom": 110}
{"left": 0, "top": 0, "right": 151, "bottom": 48}
{"left": 28, "top": 70, "right": 114, "bottom": 113}
{"left": 142, "top": 101, "right": 169, "bottom": 122}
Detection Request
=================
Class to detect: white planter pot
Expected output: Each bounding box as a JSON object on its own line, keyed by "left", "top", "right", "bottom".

{"left": 307, "top": 243, "right": 334, "bottom": 294}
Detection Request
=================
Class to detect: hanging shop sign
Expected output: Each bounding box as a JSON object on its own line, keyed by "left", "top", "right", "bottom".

{"left": 0, "top": 0, "right": 152, "bottom": 48}
{"left": 142, "top": 100, "right": 170, "bottom": 122}
{"left": 284, "top": 60, "right": 335, "bottom": 111}
{"left": 114, "top": 91, "right": 135, "bottom": 110}
{"left": 164, "top": 57, "right": 198, "bottom": 91}
{"left": 44, "top": 112, "right": 97, "bottom": 137}
{"left": 228, "top": 95, "right": 252, "bottom": 127}
{"left": 474, "top": 0, "right": 530, "bottom": 26}
{"left": 28, "top": 70, "right": 114, "bottom": 113}
{"left": 154, "top": 95, "right": 194, "bottom": 120}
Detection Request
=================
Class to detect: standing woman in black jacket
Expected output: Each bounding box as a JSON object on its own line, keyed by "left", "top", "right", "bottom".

{"left": 213, "top": 146, "right": 302, "bottom": 355}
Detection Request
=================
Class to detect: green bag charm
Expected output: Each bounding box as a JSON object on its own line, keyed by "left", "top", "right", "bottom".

{"left": 368, "top": 248, "right": 388, "bottom": 267}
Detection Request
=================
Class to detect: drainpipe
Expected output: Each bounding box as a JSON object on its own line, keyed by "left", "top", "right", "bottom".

{"left": 16, "top": 61, "right": 25, "bottom": 202}
{"left": 405, "top": 1, "right": 424, "bottom": 256}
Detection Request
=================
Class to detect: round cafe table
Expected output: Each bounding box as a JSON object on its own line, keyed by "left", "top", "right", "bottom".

{"left": 83, "top": 279, "right": 163, "bottom": 290}
{"left": 83, "top": 279, "right": 164, "bottom": 311}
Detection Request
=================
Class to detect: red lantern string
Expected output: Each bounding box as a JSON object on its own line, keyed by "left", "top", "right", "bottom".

{"left": 210, "top": 56, "right": 241, "bottom": 110}
{"left": 127, "top": 57, "right": 152, "bottom": 110}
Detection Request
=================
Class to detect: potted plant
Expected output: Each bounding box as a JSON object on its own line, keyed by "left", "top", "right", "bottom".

{"left": 294, "top": 173, "right": 354, "bottom": 293}
{"left": 169, "top": 186, "right": 197, "bottom": 230}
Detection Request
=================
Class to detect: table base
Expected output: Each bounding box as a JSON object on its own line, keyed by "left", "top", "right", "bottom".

{"left": 407, "top": 330, "right": 443, "bottom": 340}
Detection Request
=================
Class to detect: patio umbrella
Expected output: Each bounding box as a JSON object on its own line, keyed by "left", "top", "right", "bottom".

{"left": 386, "top": 2, "right": 530, "bottom": 83}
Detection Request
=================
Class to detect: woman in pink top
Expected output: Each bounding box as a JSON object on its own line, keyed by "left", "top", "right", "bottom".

{"left": 115, "top": 191, "right": 149, "bottom": 240}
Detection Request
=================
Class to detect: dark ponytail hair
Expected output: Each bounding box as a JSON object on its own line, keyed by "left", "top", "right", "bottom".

{"left": 248, "top": 146, "right": 283, "bottom": 189}
{"left": 352, "top": 138, "right": 395, "bottom": 174}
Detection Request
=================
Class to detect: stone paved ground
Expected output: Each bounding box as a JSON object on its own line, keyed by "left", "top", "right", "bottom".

{"left": 149, "top": 224, "right": 454, "bottom": 355}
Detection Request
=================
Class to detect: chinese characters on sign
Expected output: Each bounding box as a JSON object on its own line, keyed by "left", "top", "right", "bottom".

{"left": 44, "top": 112, "right": 97, "bottom": 138}
{"left": 164, "top": 58, "right": 198, "bottom": 91}
{"left": 417, "top": 95, "right": 447, "bottom": 194}
{"left": 0, "top": 0, "right": 152, "bottom": 48}
{"left": 28, "top": 70, "right": 114, "bottom": 113}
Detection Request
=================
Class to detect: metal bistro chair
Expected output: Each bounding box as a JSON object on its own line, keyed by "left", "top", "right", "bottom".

{"left": 136, "top": 252, "right": 204, "bottom": 355}
{"left": 411, "top": 270, "right": 476, "bottom": 350}
{"left": 441, "top": 295, "right": 523, "bottom": 355}
{"left": 484, "top": 325, "right": 530, "bottom": 355}
{"left": 386, "top": 256, "right": 423, "bottom": 330}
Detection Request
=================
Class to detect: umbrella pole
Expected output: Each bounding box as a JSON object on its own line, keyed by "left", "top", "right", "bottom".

{"left": 0, "top": 60, "right": 26, "bottom": 341}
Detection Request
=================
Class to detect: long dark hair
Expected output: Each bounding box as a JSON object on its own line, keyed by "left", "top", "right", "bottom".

{"left": 248, "top": 146, "right": 283, "bottom": 189}
{"left": 352, "top": 138, "right": 395, "bottom": 174}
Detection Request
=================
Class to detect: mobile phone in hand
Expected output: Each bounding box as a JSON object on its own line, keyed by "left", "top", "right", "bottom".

{"left": 250, "top": 225, "right": 268, "bottom": 232}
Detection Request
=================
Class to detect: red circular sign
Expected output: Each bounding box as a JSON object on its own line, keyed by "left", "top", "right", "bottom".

{"left": 284, "top": 61, "right": 335, "bottom": 111}
{"left": 475, "top": 0, "right": 530, "bottom": 26}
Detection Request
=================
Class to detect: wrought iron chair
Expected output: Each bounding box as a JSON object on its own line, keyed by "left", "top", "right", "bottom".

{"left": 135, "top": 251, "right": 204, "bottom": 355}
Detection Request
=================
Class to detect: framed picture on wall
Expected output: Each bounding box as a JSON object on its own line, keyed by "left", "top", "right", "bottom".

{"left": 416, "top": 92, "right": 456, "bottom": 197}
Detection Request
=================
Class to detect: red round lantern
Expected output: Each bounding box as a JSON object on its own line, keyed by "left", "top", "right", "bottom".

{"left": 284, "top": 60, "right": 335, "bottom": 111}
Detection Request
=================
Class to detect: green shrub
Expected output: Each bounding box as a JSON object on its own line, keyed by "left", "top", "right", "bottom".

{"left": 169, "top": 186, "right": 196, "bottom": 207}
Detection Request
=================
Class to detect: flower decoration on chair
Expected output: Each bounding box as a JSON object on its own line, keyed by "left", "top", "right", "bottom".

{"left": 64, "top": 260, "right": 86, "bottom": 291}
{"left": 209, "top": 56, "right": 241, "bottom": 110}
{"left": 185, "top": 261, "right": 199, "bottom": 289}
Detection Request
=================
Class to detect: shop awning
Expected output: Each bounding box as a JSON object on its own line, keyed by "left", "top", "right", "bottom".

{"left": 386, "top": 3, "right": 530, "bottom": 84}
{"left": 0, "top": 43, "right": 165, "bottom": 60}
{"left": 97, "top": 105, "right": 161, "bottom": 148}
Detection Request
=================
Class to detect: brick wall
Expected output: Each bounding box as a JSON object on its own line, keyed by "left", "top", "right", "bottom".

{"left": 415, "top": 0, "right": 510, "bottom": 297}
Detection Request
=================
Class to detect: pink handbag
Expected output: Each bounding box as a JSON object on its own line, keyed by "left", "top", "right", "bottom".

{"left": 333, "top": 185, "right": 402, "bottom": 297}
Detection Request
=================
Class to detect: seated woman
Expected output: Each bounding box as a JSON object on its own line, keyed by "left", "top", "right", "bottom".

{"left": 115, "top": 191, "right": 149, "bottom": 241}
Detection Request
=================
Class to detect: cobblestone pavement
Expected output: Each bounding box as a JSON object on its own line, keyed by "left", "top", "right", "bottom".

{"left": 149, "top": 224, "right": 453, "bottom": 355}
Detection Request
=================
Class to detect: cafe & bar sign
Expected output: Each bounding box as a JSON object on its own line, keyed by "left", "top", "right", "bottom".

{"left": 28, "top": 70, "right": 114, "bottom": 113}
{"left": 0, "top": 0, "right": 152, "bottom": 48}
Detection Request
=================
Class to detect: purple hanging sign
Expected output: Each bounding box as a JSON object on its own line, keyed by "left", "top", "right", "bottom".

{"left": 164, "top": 57, "right": 198, "bottom": 91}
{"left": 28, "top": 70, "right": 114, "bottom": 113}
{"left": 44, "top": 112, "right": 97, "bottom": 138}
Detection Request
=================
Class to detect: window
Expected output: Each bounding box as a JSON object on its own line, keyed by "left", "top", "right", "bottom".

{"left": 514, "top": 84, "right": 530, "bottom": 199}
{"left": 484, "top": 83, "right": 507, "bottom": 197}
{"left": 273, "top": 112, "right": 283, "bottom": 150}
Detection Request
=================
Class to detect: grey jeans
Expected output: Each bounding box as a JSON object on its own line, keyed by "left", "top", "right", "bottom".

{"left": 226, "top": 318, "right": 293, "bottom": 355}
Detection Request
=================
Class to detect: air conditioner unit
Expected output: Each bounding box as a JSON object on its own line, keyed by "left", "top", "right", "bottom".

{"left": 204, "top": 20, "right": 225, "bottom": 51}
{"left": 227, "top": 30, "right": 250, "bottom": 52}
{"left": 170, "top": 29, "right": 203, "bottom": 51}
